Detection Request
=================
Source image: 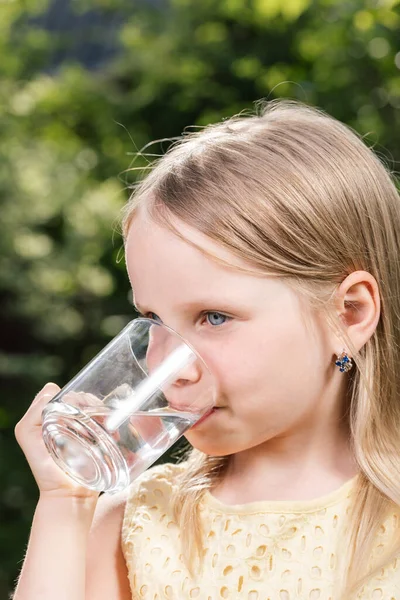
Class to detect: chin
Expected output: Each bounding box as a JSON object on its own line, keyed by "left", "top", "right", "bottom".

{"left": 184, "top": 434, "right": 236, "bottom": 457}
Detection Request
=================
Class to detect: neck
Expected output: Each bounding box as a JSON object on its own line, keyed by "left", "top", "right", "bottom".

{"left": 215, "top": 401, "right": 358, "bottom": 503}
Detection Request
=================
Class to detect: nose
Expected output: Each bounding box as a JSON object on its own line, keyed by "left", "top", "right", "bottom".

{"left": 145, "top": 322, "right": 215, "bottom": 414}
{"left": 146, "top": 323, "right": 202, "bottom": 386}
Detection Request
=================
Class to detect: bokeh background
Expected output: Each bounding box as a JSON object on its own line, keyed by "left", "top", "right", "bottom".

{"left": 1, "top": 0, "right": 400, "bottom": 595}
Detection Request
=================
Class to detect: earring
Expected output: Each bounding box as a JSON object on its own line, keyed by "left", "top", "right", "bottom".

{"left": 335, "top": 350, "right": 353, "bottom": 373}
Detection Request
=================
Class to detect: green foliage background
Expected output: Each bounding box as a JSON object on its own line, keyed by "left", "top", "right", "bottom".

{"left": 1, "top": 0, "right": 400, "bottom": 594}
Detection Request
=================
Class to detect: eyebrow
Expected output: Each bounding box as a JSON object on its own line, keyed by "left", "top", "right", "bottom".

{"left": 132, "top": 298, "right": 239, "bottom": 315}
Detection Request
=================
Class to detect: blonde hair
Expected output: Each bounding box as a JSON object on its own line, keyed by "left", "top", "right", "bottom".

{"left": 121, "top": 100, "right": 400, "bottom": 598}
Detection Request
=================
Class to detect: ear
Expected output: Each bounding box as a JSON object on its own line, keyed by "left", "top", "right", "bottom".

{"left": 333, "top": 270, "right": 381, "bottom": 353}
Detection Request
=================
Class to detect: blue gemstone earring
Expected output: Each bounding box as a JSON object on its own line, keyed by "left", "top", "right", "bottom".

{"left": 335, "top": 350, "right": 353, "bottom": 373}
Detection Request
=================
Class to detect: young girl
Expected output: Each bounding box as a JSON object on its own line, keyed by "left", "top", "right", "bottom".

{"left": 14, "top": 100, "right": 400, "bottom": 600}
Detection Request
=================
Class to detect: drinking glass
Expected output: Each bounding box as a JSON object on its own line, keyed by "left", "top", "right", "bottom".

{"left": 41, "top": 318, "right": 215, "bottom": 493}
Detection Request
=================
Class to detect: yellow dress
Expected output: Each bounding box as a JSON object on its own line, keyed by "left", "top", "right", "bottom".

{"left": 121, "top": 462, "right": 400, "bottom": 599}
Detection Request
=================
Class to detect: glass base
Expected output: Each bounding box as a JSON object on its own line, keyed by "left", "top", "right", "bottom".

{"left": 42, "top": 403, "right": 130, "bottom": 493}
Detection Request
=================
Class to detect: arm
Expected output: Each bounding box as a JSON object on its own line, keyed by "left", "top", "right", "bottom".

{"left": 13, "top": 383, "right": 132, "bottom": 600}
{"left": 12, "top": 489, "right": 132, "bottom": 600}
{"left": 12, "top": 494, "right": 98, "bottom": 600}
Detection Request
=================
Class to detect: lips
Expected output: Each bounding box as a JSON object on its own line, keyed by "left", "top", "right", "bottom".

{"left": 169, "top": 403, "right": 223, "bottom": 411}
{"left": 168, "top": 404, "right": 190, "bottom": 412}
{"left": 189, "top": 407, "right": 220, "bottom": 429}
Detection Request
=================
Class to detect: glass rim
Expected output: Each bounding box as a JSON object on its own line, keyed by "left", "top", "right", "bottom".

{"left": 131, "top": 316, "right": 213, "bottom": 379}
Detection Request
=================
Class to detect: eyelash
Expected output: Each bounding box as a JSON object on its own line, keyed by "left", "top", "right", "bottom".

{"left": 137, "top": 311, "right": 232, "bottom": 328}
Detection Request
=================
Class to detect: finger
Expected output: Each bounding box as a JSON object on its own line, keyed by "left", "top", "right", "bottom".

{"left": 62, "top": 391, "right": 103, "bottom": 410}
{"left": 24, "top": 384, "right": 61, "bottom": 428}
{"left": 15, "top": 383, "right": 60, "bottom": 444}
{"left": 32, "top": 382, "right": 61, "bottom": 406}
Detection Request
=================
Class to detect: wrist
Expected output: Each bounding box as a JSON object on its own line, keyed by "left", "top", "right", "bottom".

{"left": 38, "top": 491, "right": 99, "bottom": 520}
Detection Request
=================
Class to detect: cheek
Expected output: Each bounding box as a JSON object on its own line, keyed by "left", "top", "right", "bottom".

{"left": 257, "top": 308, "right": 324, "bottom": 375}
{"left": 210, "top": 313, "right": 324, "bottom": 403}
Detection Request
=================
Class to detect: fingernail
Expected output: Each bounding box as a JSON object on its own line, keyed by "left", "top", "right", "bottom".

{"left": 42, "top": 382, "right": 60, "bottom": 391}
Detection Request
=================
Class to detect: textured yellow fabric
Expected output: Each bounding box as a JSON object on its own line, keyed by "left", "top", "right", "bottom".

{"left": 121, "top": 462, "right": 400, "bottom": 599}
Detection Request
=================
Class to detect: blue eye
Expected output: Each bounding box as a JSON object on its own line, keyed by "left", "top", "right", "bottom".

{"left": 138, "top": 310, "right": 230, "bottom": 328}
{"left": 205, "top": 312, "right": 229, "bottom": 327}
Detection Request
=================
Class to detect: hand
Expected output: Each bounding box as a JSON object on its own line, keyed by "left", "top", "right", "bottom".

{"left": 14, "top": 383, "right": 100, "bottom": 501}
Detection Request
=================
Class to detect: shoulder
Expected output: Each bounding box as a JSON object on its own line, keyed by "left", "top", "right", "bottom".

{"left": 88, "top": 461, "right": 186, "bottom": 547}
{"left": 121, "top": 461, "right": 188, "bottom": 542}
{"left": 123, "top": 460, "right": 188, "bottom": 506}
{"left": 126, "top": 460, "right": 188, "bottom": 502}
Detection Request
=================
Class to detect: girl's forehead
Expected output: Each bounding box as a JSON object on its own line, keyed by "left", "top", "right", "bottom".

{"left": 125, "top": 210, "right": 253, "bottom": 275}
{"left": 125, "top": 212, "right": 298, "bottom": 313}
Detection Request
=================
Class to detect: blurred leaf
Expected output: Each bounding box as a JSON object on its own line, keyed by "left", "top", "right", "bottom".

{"left": 2, "top": 0, "right": 400, "bottom": 596}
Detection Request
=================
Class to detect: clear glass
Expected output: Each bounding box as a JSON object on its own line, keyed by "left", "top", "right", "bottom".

{"left": 41, "top": 318, "right": 215, "bottom": 493}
